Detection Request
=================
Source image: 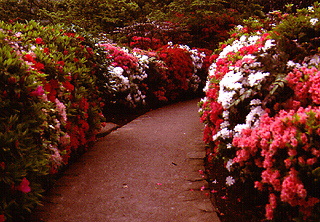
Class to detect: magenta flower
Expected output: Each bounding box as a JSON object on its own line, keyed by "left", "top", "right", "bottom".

{"left": 30, "top": 85, "right": 44, "bottom": 97}
{"left": 16, "top": 178, "right": 31, "bottom": 193}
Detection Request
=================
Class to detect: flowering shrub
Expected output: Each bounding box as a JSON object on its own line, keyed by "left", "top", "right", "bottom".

{"left": 99, "top": 43, "right": 148, "bottom": 108}
{"left": 0, "top": 20, "right": 105, "bottom": 221}
{"left": 149, "top": 43, "right": 205, "bottom": 102}
{"left": 200, "top": 4, "right": 320, "bottom": 221}
{"left": 100, "top": 42, "right": 211, "bottom": 108}
{"left": 129, "top": 36, "right": 163, "bottom": 50}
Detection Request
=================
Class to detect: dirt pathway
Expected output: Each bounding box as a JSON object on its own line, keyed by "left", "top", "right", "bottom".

{"left": 31, "top": 99, "right": 220, "bottom": 222}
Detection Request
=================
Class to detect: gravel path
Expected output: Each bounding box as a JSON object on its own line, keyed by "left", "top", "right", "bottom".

{"left": 31, "top": 99, "right": 220, "bottom": 222}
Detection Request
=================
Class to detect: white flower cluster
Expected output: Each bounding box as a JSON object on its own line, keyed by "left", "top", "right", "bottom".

{"left": 178, "top": 44, "right": 206, "bottom": 71}
{"left": 109, "top": 66, "right": 130, "bottom": 91}
{"left": 108, "top": 64, "right": 147, "bottom": 107}
{"left": 310, "top": 18, "right": 319, "bottom": 26}
{"left": 102, "top": 45, "right": 150, "bottom": 107}
{"left": 133, "top": 52, "right": 150, "bottom": 80}
{"left": 209, "top": 32, "right": 275, "bottom": 141}
{"left": 303, "top": 54, "right": 320, "bottom": 68}
{"left": 216, "top": 36, "right": 271, "bottom": 109}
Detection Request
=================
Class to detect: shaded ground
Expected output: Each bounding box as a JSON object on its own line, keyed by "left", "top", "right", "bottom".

{"left": 29, "top": 99, "right": 220, "bottom": 222}
{"left": 204, "top": 147, "right": 267, "bottom": 222}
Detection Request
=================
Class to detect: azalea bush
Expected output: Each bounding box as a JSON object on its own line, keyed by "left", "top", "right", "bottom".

{"left": 99, "top": 41, "right": 211, "bottom": 109}
{"left": 200, "top": 3, "right": 320, "bottom": 221}
{"left": 148, "top": 43, "right": 207, "bottom": 103}
{"left": 0, "top": 20, "right": 106, "bottom": 221}
{"left": 99, "top": 43, "right": 148, "bottom": 109}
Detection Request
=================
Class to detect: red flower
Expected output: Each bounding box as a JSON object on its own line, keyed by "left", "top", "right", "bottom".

{"left": 7, "top": 77, "right": 17, "bottom": 84}
{"left": 33, "top": 62, "right": 45, "bottom": 71}
{"left": 16, "top": 178, "right": 31, "bottom": 193}
{"left": 44, "top": 80, "right": 59, "bottom": 102}
{"left": 76, "top": 36, "right": 85, "bottom": 41}
{"left": 79, "top": 119, "right": 90, "bottom": 131}
{"left": 0, "top": 214, "right": 5, "bottom": 222}
{"left": 43, "top": 47, "right": 50, "bottom": 54}
{"left": 64, "top": 32, "right": 75, "bottom": 37}
{"left": 63, "top": 81, "right": 74, "bottom": 92}
{"left": 35, "top": 38, "right": 44, "bottom": 44}
{"left": 23, "top": 54, "right": 35, "bottom": 63}
{"left": 57, "top": 61, "right": 65, "bottom": 66}
{"left": 79, "top": 98, "right": 89, "bottom": 111}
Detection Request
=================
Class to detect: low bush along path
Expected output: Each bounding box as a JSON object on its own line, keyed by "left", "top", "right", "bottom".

{"left": 30, "top": 98, "right": 220, "bottom": 222}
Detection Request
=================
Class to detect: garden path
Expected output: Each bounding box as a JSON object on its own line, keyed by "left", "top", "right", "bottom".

{"left": 30, "top": 99, "right": 220, "bottom": 222}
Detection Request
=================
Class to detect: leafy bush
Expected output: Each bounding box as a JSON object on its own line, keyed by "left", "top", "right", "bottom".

{"left": 257, "top": 0, "right": 318, "bottom": 12}
{"left": 200, "top": 3, "right": 320, "bottom": 221}
{"left": 0, "top": 0, "right": 55, "bottom": 23}
{"left": 99, "top": 42, "right": 211, "bottom": 109}
{"left": 114, "top": 21, "right": 190, "bottom": 49}
{"left": 0, "top": 0, "right": 265, "bottom": 50}
{"left": 150, "top": 44, "right": 206, "bottom": 102}
{"left": 0, "top": 20, "right": 106, "bottom": 221}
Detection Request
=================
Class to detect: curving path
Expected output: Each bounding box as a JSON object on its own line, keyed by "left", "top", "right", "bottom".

{"left": 31, "top": 99, "right": 220, "bottom": 222}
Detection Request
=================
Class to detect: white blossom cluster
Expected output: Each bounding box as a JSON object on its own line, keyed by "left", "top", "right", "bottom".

{"left": 102, "top": 45, "right": 149, "bottom": 108}
{"left": 108, "top": 65, "right": 147, "bottom": 107}
{"left": 105, "top": 42, "right": 207, "bottom": 108}
{"left": 210, "top": 32, "right": 275, "bottom": 142}
{"left": 177, "top": 44, "right": 206, "bottom": 71}
{"left": 204, "top": 31, "right": 277, "bottom": 187}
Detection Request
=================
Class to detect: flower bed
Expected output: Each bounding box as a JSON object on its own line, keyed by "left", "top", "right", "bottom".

{"left": 200, "top": 3, "right": 320, "bottom": 221}
{"left": 0, "top": 20, "right": 211, "bottom": 221}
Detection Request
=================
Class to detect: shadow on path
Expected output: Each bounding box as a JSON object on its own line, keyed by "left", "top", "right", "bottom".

{"left": 30, "top": 99, "right": 220, "bottom": 222}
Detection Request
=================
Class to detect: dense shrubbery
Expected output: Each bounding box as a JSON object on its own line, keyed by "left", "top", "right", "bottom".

{"left": 99, "top": 41, "right": 211, "bottom": 109}
{"left": 2, "top": 1, "right": 320, "bottom": 221}
{"left": 4, "top": 0, "right": 316, "bottom": 52}
{"left": 200, "top": 2, "right": 320, "bottom": 221}
{"left": 0, "top": 20, "right": 107, "bottom": 221}
{"left": 0, "top": 19, "right": 210, "bottom": 221}
{"left": 0, "top": 0, "right": 263, "bottom": 49}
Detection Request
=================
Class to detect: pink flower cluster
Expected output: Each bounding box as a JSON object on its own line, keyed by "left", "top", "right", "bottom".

{"left": 201, "top": 25, "right": 320, "bottom": 220}
{"left": 233, "top": 106, "right": 320, "bottom": 219}
{"left": 16, "top": 177, "right": 31, "bottom": 193}
{"left": 101, "top": 43, "right": 139, "bottom": 71}
{"left": 286, "top": 66, "right": 320, "bottom": 105}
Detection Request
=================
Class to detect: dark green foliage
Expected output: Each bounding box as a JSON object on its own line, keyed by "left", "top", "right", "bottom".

{"left": 257, "top": 0, "right": 318, "bottom": 12}
{"left": 0, "top": 0, "right": 264, "bottom": 49}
